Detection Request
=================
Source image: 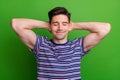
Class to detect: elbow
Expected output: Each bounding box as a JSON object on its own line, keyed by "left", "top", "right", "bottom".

{"left": 11, "top": 18, "right": 25, "bottom": 30}
{"left": 11, "top": 18, "right": 18, "bottom": 29}
{"left": 98, "top": 23, "right": 111, "bottom": 38}
{"left": 105, "top": 23, "right": 111, "bottom": 34}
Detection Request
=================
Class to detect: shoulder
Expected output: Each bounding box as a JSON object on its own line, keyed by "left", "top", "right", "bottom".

{"left": 70, "top": 37, "right": 84, "bottom": 45}
{"left": 36, "top": 35, "right": 52, "bottom": 46}
{"left": 31, "top": 35, "right": 52, "bottom": 53}
{"left": 70, "top": 37, "right": 90, "bottom": 55}
{"left": 36, "top": 35, "right": 49, "bottom": 42}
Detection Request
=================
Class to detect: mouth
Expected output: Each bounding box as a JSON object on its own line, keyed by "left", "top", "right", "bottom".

{"left": 56, "top": 31, "right": 65, "bottom": 34}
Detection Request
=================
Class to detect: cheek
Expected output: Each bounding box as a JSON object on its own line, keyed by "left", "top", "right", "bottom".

{"left": 50, "top": 26, "right": 57, "bottom": 32}
{"left": 50, "top": 25, "right": 54, "bottom": 30}
{"left": 65, "top": 26, "right": 70, "bottom": 31}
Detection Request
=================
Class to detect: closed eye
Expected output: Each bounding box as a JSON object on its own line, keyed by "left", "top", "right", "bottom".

{"left": 63, "top": 22, "right": 68, "bottom": 26}
{"left": 52, "top": 22, "right": 58, "bottom": 26}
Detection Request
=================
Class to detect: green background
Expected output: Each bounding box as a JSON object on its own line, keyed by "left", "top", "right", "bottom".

{"left": 0, "top": 0, "right": 119, "bottom": 80}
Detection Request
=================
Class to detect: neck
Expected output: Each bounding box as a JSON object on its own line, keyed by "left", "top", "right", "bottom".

{"left": 52, "top": 38, "right": 68, "bottom": 44}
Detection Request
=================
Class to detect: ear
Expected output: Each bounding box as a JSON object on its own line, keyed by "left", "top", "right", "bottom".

{"left": 68, "top": 22, "right": 73, "bottom": 31}
{"left": 48, "top": 24, "right": 52, "bottom": 33}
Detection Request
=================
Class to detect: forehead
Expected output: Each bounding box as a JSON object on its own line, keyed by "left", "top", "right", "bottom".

{"left": 51, "top": 14, "right": 69, "bottom": 22}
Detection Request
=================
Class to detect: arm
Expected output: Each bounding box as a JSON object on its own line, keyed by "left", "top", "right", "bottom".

{"left": 11, "top": 18, "right": 49, "bottom": 49}
{"left": 72, "top": 22, "right": 111, "bottom": 52}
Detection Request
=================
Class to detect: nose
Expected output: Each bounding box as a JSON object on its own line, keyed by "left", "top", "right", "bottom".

{"left": 58, "top": 24, "right": 63, "bottom": 30}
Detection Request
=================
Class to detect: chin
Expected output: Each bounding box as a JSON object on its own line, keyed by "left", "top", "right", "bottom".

{"left": 55, "top": 36, "right": 67, "bottom": 40}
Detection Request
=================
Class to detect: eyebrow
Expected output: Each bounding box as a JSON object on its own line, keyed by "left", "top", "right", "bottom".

{"left": 52, "top": 22, "right": 58, "bottom": 24}
{"left": 52, "top": 21, "right": 69, "bottom": 24}
{"left": 62, "top": 22, "right": 68, "bottom": 24}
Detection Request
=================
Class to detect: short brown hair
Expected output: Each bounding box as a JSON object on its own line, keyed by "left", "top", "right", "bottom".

{"left": 48, "top": 7, "right": 71, "bottom": 23}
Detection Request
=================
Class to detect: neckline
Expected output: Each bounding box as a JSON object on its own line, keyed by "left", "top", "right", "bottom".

{"left": 50, "top": 40, "right": 69, "bottom": 46}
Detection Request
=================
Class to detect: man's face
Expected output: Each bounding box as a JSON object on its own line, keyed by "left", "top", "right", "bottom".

{"left": 50, "top": 14, "right": 71, "bottom": 41}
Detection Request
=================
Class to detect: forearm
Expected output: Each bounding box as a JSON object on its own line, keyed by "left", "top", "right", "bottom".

{"left": 73, "top": 22, "right": 111, "bottom": 34}
{"left": 11, "top": 18, "right": 49, "bottom": 30}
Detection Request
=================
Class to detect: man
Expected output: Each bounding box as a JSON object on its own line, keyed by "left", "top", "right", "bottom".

{"left": 11, "top": 7, "right": 111, "bottom": 80}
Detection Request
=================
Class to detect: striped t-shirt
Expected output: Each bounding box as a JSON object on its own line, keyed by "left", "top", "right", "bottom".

{"left": 32, "top": 35, "right": 89, "bottom": 80}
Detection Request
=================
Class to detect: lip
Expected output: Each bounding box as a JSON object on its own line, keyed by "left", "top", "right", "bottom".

{"left": 56, "top": 31, "right": 65, "bottom": 34}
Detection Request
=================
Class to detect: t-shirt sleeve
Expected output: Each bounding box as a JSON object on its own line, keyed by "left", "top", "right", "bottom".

{"left": 78, "top": 37, "right": 90, "bottom": 56}
{"left": 30, "top": 35, "right": 43, "bottom": 54}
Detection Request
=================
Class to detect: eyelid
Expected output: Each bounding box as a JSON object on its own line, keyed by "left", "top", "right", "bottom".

{"left": 52, "top": 22, "right": 68, "bottom": 26}
{"left": 52, "top": 22, "right": 58, "bottom": 26}
{"left": 63, "top": 22, "right": 67, "bottom": 24}
{"left": 63, "top": 22, "right": 68, "bottom": 25}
